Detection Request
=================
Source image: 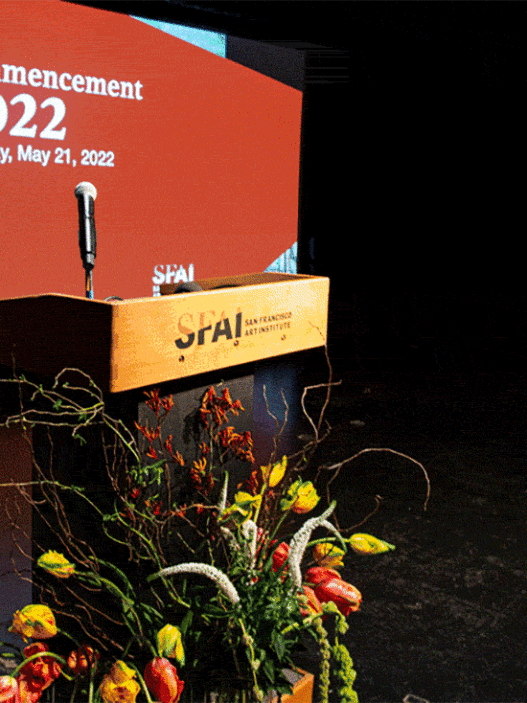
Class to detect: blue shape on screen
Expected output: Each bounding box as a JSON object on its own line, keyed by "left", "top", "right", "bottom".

{"left": 131, "top": 16, "right": 226, "bottom": 57}
{"left": 265, "top": 242, "right": 297, "bottom": 274}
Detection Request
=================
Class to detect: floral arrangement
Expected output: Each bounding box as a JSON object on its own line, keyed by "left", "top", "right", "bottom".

{"left": 0, "top": 369, "right": 428, "bottom": 703}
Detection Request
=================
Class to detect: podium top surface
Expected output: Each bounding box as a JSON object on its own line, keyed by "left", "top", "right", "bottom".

{"left": 0, "top": 273, "right": 329, "bottom": 393}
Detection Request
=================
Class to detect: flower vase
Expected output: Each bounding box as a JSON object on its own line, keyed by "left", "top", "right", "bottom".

{"left": 269, "top": 669, "right": 314, "bottom": 703}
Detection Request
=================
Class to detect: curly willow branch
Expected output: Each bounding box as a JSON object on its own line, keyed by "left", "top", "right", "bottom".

{"left": 261, "top": 384, "right": 289, "bottom": 464}
{"left": 0, "top": 368, "right": 141, "bottom": 463}
{"left": 323, "top": 447, "right": 431, "bottom": 513}
{"left": 300, "top": 344, "right": 342, "bottom": 443}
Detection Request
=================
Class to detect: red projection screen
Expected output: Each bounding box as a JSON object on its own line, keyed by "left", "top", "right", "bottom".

{"left": 0, "top": 1, "right": 302, "bottom": 300}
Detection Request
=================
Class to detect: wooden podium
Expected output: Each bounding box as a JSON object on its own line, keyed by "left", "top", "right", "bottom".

{"left": 0, "top": 272, "right": 329, "bottom": 394}
{"left": 0, "top": 273, "right": 329, "bottom": 639}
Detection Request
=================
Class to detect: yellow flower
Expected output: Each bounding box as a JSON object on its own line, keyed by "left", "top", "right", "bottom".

{"left": 235, "top": 491, "right": 262, "bottom": 517}
{"left": 156, "top": 624, "right": 184, "bottom": 664}
{"left": 261, "top": 456, "right": 287, "bottom": 488}
{"left": 218, "top": 502, "right": 250, "bottom": 525}
{"left": 219, "top": 491, "right": 262, "bottom": 526}
{"left": 99, "top": 661, "right": 140, "bottom": 703}
{"left": 37, "top": 551, "right": 75, "bottom": 578}
{"left": 108, "top": 661, "right": 137, "bottom": 684}
{"left": 9, "top": 604, "right": 57, "bottom": 641}
{"left": 348, "top": 533, "right": 396, "bottom": 555}
{"left": 99, "top": 675, "right": 140, "bottom": 703}
{"left": 281, "top": 479, "right": 319, "bottom": 514}
{"left": 313, "top": 542, "right": 345, "bottom": 568}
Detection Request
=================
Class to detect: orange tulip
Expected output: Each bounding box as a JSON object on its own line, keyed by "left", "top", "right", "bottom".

{"left": 271, "top": 542, "right": 290, "bottom": 572}
{"left": 144, "top": 658, "right": 184, "bottom": 703}
{"left": 0, "top": 676, "right": 18, "bottom": 703}
{"left": 299, "top": 585, "right": 323, "bottom": 617}
{"left": 67, "top": 646, "right": 100, "bottom": 676}
{"left": 304, "top": 566, "right": 342, "bottom": 587}
{"left": 304, "top": 566, "right": 362, "bottom": 616}
{"left": 314, "top": 577, "right": 362, "bottom": 616}
{"left": 17, "top": 642, "right": 62, "bottom": 703}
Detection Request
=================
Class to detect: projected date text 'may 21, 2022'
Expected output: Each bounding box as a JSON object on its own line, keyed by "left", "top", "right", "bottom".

{"left": 0, "top": 62, "right": 144, "bottom": 168}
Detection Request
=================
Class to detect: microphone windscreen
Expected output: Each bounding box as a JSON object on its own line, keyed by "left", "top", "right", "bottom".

{"left": 75, "top": 182, "right": 97, "bottom": 200}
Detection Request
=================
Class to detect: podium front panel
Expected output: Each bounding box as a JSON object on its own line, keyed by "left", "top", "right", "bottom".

{"left": 0, "top": 273, "right": 329, "bottom": 393}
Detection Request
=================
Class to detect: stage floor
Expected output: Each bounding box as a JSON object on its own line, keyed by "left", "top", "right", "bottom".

{"left": 292, "top": 363, "right": 527, "bottom": 703}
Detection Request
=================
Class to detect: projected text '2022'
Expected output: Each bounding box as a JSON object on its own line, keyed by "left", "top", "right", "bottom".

{"left": 0, "top": 93, "right": 66, "bottom": 139}
{"left": 0, "top": 63, "right": 144, "bottom": 167}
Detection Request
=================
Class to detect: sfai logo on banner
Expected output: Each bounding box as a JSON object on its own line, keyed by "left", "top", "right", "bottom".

{"left": 152, "top": 264, "right": 194, "bottom": 296}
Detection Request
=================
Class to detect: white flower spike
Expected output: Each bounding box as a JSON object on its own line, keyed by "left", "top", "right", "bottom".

{"left": 154, "top": 562, "right": 240, "bottom": 605}
{"left": 287, "top": 501, "right": 337, "bottom": 590}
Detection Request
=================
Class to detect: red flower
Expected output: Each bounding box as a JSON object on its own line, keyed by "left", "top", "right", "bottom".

{"left": 190, "top": 458, "right": 214, "bottom": 495}
{"left": 174, "top": 504, "right": 187, "bottom": 518}
{"left": 164, "top": 437, "right": 185, "bottom": 465}
{"left": 161, "top": 395, "right": 174, "bottom": 413}
{"left": 147, "top": 500, "right": 162, "bottom": 516}
{"left": 299, "top": 585, "right": 323, "bottom": 617}
{"left": 304, "top": 567, "right": 362, "bottom": 616}
{"left": 220, "top": 388, "right": 232, "bottom": 406}
{"left": 242, "top": 466, "right": 262, "bottom": 496}
{"left": 144, "top": 389, "right": 161, "bottom": 415}
{"left": 304, "top": 566, "right": 342, "bottom": 587}
{"left": 199, "top": 386, "right": 246, "bottom": 429}
{"left": 271, "top": 542, "right": 290, "bottom": 573}
{"left": 218, "top": 427, "right": 235, "bottom": 448}
{"left": 18, "top": 642, "right": 61, "bottom": 703}
{"left": 134, "top": 422, "right": 161, "bottom": 443}
{"left": 231, "top": 398, "right": 244, "bottom": 414}
{"left": 144, "top": 658, "right": 184, "bottom": 703}
{"left": 198, "top": 442, "right": 210, "bottom": 457}
{"left": 228, "top": 431, "right": 254, "bottom": 462}
{"left": 313, "top": 577, "right": 362, "bottom": 616}
{"left": 67, "top": 646, "right": 100, "bottom": 676}
{"left": 0, "top": 676, "right": 18, "bottom": 703}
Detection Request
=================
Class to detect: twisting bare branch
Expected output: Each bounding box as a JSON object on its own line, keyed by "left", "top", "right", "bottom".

{"left": 322, "top": 447, "right": 431, "bottom": 513}
{"left": 261, "top": 384, "right": 289, "bottom": 464}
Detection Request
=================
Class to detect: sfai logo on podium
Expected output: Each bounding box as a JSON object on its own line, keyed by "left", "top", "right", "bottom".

{"left": 175, "top": 311, "right": 243, "bottom": 350}
{"left": 174, "top": 311, "right": 293, "bottom": 350}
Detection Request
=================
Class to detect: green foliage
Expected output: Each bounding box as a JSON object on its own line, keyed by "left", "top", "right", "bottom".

{"left": 332, "top": 641, "right": 359, "bottom": 703}
{"left": 0, "top": 369, "right": 408, "bottom": 703}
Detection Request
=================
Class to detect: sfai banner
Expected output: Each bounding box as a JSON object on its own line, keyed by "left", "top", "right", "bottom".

{"left": 0, "top": 1, "right": 302, "bottom": 300}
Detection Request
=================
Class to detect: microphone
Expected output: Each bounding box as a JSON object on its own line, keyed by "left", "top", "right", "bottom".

{"left": 75, "top": 182, "right": 97, "bottom": 271}
{"left": 75, "top": 182, "right": 97, "bottom": 299}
